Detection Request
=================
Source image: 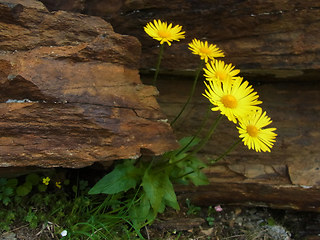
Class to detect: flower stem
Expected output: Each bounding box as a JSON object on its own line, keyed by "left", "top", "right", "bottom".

{"left": 152, "top": 44, "right": 164, "bottom": 86}
{"left": 171, "top": 60, "right": 204, "bottom": 126}
{"left": 169, "top": 114, "right": 223, "bottom": 166}
{"left": 174, "top": 166, "right": 204, "bottom": 180}
{"left": 190, "top": 114, "right": 223, "bottom": 155}
{"left": 210, "top": 138, "right": 241, "bottom": 164}
{"left": 174, "top": 104, "right": 212, "bottom": 157}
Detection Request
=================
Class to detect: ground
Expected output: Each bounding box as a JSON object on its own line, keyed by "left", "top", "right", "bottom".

{"left": 1, "top": 203, "right": 320, "bottom": 240}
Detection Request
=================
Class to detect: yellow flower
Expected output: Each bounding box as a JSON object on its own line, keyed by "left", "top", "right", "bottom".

{"left": 237, "top": 109, "right": 277, "bottom": 152}
{"left": 203, "top": 77, "right": 262, "bottom": 123}
{"left": 188, "top": 38, "right": 225, "bottom": 63}
{"left": 42, "top": 177, "right": 50, "bottom": 185}
{"left": 144, "top": 19, "right": 185, "bottom": 46}
{"left": 55, "top": 181, "right": 62, "bottom": 189}
{"left": 203, "top": 60, "right": 240, "bottom": 83}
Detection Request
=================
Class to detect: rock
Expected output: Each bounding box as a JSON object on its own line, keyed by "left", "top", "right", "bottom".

{"left": 39, "top": 0, "right": 320, "bottom": 73}
{"left": 153, "top": 217, "right": 205, "bottom": 232}
{"left": 0, "top": 0, "right": 178, "bottom": 169}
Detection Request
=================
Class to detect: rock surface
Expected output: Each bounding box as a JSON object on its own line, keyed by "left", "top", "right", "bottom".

{"left": 39, "top": 0, "right": 320, "bottom": 74}
{"left": 0, "top": 0, "right": 178, "bottom": 169}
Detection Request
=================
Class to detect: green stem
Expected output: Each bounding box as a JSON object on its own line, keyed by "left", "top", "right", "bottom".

{"left": 190, "top": 114, "right": 223, "bottom": 156}
{"left": 175, "top": 104, "right": 211, "bottom": 157}
{"left": 174, "top": 136, "right": 241, "bottom": 180}
{"left": 171, "top": 60, "right": 204, "bottom": 126}
{"left": 174, "top": 166, "right": 206, "bottom": 182}
{"left": 152, "top": 44, "right": 164, "bottom": 86}
{"left": 169, "top": 114, "right": 223, "bottom": 167}
{"left": 210, "top": 138, "right": 241, "bottom": 164}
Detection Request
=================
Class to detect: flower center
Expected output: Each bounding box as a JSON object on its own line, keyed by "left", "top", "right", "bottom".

{"left": 221, "top": 94, "right": 238, "bottom": 109}
{"left": 158, "top": 30, "right": 171, "bottom": 39}
{"left": 199, "top": 47, "right": 211, "bottom": 55}
{"left": 216, "top": 71, "right": 227, "bottom": 81}
{"left": 246, "top": 125, "right": 259, "bottom": 137}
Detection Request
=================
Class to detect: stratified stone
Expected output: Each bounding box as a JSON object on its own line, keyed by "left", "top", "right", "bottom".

{"left": 39, "top": 0, "right": 320, "bottom": 73}
{"left": 0, "top": 0, "right": 178, "bottom": 169}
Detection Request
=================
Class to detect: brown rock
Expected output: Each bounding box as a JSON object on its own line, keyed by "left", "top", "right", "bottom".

{"left": 39, "top": 0, "right": 320, "bottom": 73}
{"left": 177, "top": 182, "right": 320, "bottom": 212}
{"left": 0, "top": 0, "right": 178, "bottom": 169}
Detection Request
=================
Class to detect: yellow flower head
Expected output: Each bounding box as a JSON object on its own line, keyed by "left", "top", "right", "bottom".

{"left": 42, "top": 177, "right": 50, "bottom": 185}
{"left": 237, "top": 109, "right": 277, "bottom": 152}
{"left": 55, "top": 181, "right": 62, "bottom": 189}
{"left": 204, "top": 60, "right": 240, "bottom": 83}
{"left": 188, "top": 38, "right": 225, "bottom": 63}
{"left": 144, "top": 19, "right": 185, "bottom": 46}
{"left": 203, "top": 77, "right": 262, "bottom": 123}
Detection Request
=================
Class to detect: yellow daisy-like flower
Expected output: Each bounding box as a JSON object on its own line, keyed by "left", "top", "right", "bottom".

{"left": 188, "top": 38, "right": 225, "bottom": 63}
{"left": 237, "top": 109, "right": 277, "bottom": 152}
{"left": 55, "top": 181, "right": 62, "bottom": 189}
{"left": 42, "top": 177, "right": 50, "bottom": 186}
{"left": 204, "top": 60, "right": 240, "bottom": 83}
{"left": 144, "top": 19, "right": 185, "bottom": 46}
{"left": 203, "top": 77, "right": 262, "bottom": 123}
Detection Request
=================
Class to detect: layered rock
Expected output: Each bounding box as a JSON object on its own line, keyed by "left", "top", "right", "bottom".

{"left": 39, "top": 0, "right": 320, "bottom": 74}
{"left": 0, "top": 0, "right": 178, "bottom": 169}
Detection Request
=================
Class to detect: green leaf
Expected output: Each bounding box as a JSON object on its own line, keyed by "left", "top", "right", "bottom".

{"left": 178, "top": 136, "right": 201, "bottom": 151}
{"left": 26, "top": 173, "right": 40, "bottom": 186}
{"left": 185, "top": 169, "right": 209, "bottom": 186}
{"left": 25, "top": 209, "right": 38, "bottom": 228}
{"left": 162, "top": 136, "right": 201, "bottom": 161}
{"left": 38, "top": 184, "right": 47, "bottom": 192}
{"left": 2, "top": 196, "right": 11, "bottom": 206}
{"left": 142, "top": 169, "right": 179, "bottom": 214}
{"left": 3, "top": 187, "right": 13, "bottom": 196}
{"left": 89, "top": 160, "right": 141, "bottom": 195}
{"left": 63, "top": 179, "right": 70, "bottom": 185}
{"left": 7, "top": 178, "right": 18, "bottom": 188}
{"left": 129, "top": 194, "right": 152, "bottom": 229}
{"left": 72, "top": 185, "right": 78, "bottom": 194}
{"left": 16, "top": 183, "right": 32, "bottom": 197}
{"left": 163, "top": 184, "right": 180, "bottom": 211}
{"left": 0, "top": 178, "right": 7, "bottom": 186}
{"left": 170, "top": 156, "right": 209, "bottom": 186}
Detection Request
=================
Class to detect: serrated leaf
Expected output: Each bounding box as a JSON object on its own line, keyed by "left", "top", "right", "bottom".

{"left": 163, "top": 186, "right": 180, "bottom": 210}
{"left": 170, "top": 156, "right": 209, "bottom": 186}
{"left": 89, "top": 160, "right": 141, "bottom": 195}
{"left": 129, "top": 194, "right": 152, "bottom": 228}
{"left": 142, "top": 170, "right": 164, "bottom": 213}
{"left": 142, "top": 170, "right": 179, "bottom": 213}
{"left": 185, "top": 170, "right": 209, "bottom": 186}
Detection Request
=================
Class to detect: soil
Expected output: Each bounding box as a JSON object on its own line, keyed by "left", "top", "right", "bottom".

{"left": 146, "top": 204, "right": 320, "bottom": 240}
{"left": 1, "top": 204, "right": 320, "bottom": 240}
